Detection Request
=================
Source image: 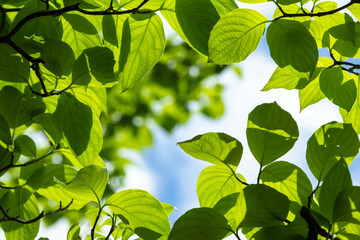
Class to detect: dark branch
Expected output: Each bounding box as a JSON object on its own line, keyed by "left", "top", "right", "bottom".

{"left": 0, "top": 6, "right": 6, "bottom": 36}
{"left": 104, "top": 215, "right": 116, "bottom": 240}
{"left": 91, "top": 207, "right": 103, "bottom": 240}
{"left": 0, "top": 200, "right": 73, "bottom": 224}
{"left": 330, "top": 52, "right": 360, "bottom": 75}
{"left": 273, "top": 1, "right": 358, "bottom": 21}
{"left": 0, "top": 148, "right": 55, "bottom": 174}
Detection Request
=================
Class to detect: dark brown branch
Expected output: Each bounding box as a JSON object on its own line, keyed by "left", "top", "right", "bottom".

{"left": 0, "top": 148, "right": 55, "bottom": 174}
{"left": 300, "top": 206, "right": 337, "bottom": 240}
{"left": 273, "top": 1, "right": 358, "bottom": 21}
{"left": 104, "top": 215, "right": 116, "bottom": 240}
{"left": 330, "top": 52, "right": 360, "bottom": 75}
{"left": 0, "top": 200, "right": 73, "bottom": 224}
{"left": 0, "top": 6, "right": 6, "bottom": 36}
{"left": 91, "top": 207, "right": 103, "bottom": 240}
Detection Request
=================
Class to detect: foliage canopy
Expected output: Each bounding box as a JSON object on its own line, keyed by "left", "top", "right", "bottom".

{"left": 1, "top": 0, "right": 360, "bottom": 239}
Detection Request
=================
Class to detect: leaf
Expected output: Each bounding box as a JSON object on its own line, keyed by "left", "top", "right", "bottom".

{"left": 21, "top": 37, "right": 75, "bottom": 77}
{"left": 0, "top": 114, "right": 12, "bottom": 145}
{"left": 119, "top": 0, "right": 165, "bottom": 10}
{"left": 319, "top": 67, "right": 356, "bottom": 112}
{"left": 208, "top": 8, "right": 266, "bottom": 64}
{"left": 0, "top": 146, "right": 12, "bottom": 177}
{"left": 246, "top": 102, "right": 299, "bottom": 166}
{"left": 56, "top": 165, "right": 108, "bottom": 206}
{"left": 267, "top": 19, "right": 318, "bottom": 74}
{"left": 328, "top": 13, "right": 356, "bottom": 44}
{"left": 26, "top": 164, "right": 79, "bottom": 208}
{"left": 251, "top": 225, "right": 305, "bottom": 240}
{"left": 178, "top": 132, "right": 243, "bottom": 170}
{"left": 67, "top": 223, "right": 81, "bottom": 240}
{"left": 333, "top": 186, "right": 360, "bottom": 224}
{"left": 341, "top": 75, "right": 360, "bottom": 134}
{"left": 62, "top": 13, "right": 102, "bottom": 57}
{"left": 260, "top": 161, "right": 313, "bottom": 206}
{"left": 106, "top": 189, "right": 170, "bottom": 240}
{"left": 1, "top": 188, "right": 40, "bottom": 240}
{"left": 349, "top": 4, "right": 360, "bottom": 21}
{"left": 240, "top": 184, "right": 290, "bottom": 227}
{"left": 168, "top": 208, "right": 231, "bottom": 240}
{"left": 197, "top": 165, "right": 246, "bottom": 208}
{"left": 161, "top": 203, "right": 175, "bottom": 217}
{"left": 0, "top": 86, "right": 45, "bottom": 129}
{"left": 33, "top": 113, "right": 62, "bottom": 145}
{"left": 161, "top": 0, "right": 226, "bottom": 55}
{"left": 319, "top": 159, "right": 352, "bottom": 222}
{"left": 53, "top": 92, "right": 103, "bottom": 166}
{"left": 306, "top": 122, "right": 359, "bottom": 181}
{"left": 236, "top": 0, "right": 268, "bottom": 3}
{"left": 0, "top": 44, "right": 30, "bottom": 83}
{"left": 117, "top": 13, "right": 165, "bottom": 92}
{"left": 212, "top": 192, "right": 245, "bottom": 231}
{"left": 276, "top": 0, "right": 301, "bottom": 5}
{"left": 14, "top": 135, "right": 37, "bottom": 158}
{"left": 72, "top": 47, "right": 117, "bottom": 88}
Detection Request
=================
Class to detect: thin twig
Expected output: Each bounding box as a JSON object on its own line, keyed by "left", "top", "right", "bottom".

{"left": 0, "top": 200, "right": 73, "bottom": 224}
{"left": 91, "top": 206, "right": 103, "bottom": 240}
{"left": 104, "top": 215, "right": 116, "bottom": 240}
{"left": 273, "top": 1, "right": 358, "bottom": 21}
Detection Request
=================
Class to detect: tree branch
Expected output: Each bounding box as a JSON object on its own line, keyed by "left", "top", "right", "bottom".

{"left": 273, "top": 1, "right": 358, "bottom": 21}
{"left": 0, "top": 200, "right": 73, "bottom": 224}
{"left": 329, "top": 52, "right": 360, "bottom": 75}
{"left": 91, "top": 206, "right": 103, "bottom": 240}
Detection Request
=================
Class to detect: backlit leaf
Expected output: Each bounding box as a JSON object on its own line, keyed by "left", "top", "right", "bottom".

{"left": 247, "top": 102, "right": 299, "bottom": 166}
{"left": 208, "top": 8, "right": 266, "bottom": 64}
{"left": 0, "top": 44, "right": 30, "bottom": 83}
{"left": 178, "top": 132, "right": 243, "bottom": 170}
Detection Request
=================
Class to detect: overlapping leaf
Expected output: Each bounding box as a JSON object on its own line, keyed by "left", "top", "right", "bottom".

{"left": 208, "top": 8, "right": 266, "bottom": 64}
{"left": 306, "top": 122, "right": 359, "bottom": 181}
{"left": 247, "top": 102, "right": 299, "bottom": 166}
{"left": 178, "top": 132, "right": 243, "bottom": 170}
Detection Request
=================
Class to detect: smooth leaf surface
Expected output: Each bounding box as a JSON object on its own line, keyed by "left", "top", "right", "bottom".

{"left": 319, "top": 67, "right": 356, "bottom": 111}
{"left": 197, "top": 165, "right": 246, "bottom": 208}
{"left": 14, "top": 135, "right": 37, "bottom": 158}
{"left": 319, "top": 159, "right": 352, "bottom": 222}
{"left": 168, "top": 207, "right": 231, "bottom": 240}
{"left": 246, "top": 102, "right": 299, "bottom": 166}
{"left": 161, "top": 0, "right": 226, "bottom": 55}
{"left": 178, "top": 132, "right": 243, "bottom": 170}
{"left": 333, "top": 186, "right": 360, "bottom": 224}
{"left": 306, "top": 122, "right": 359, "bottom": 181}
{"left": 0, "top": 114, "right": 12, "bottom": 145}
{"left": 240, "top": 184, "right": 290, "bottom": 227}
{"left": 56, "top": 165, "right": 108, "bottom": 206}
{"left": 208, "top": 8, "right": 266, "bottom": 64}
{"left": 260, "top": 161, "right": 313, "bottom": 206}
{"left": 267, "top": 19, "right": 318, "bottom": 74}
{"left": 117, "top": 13, "right": 165, "bottom": 92}
{"left": 0, "top": 44, "right": 30, "bottom": 83}
{"left": 106, "top": 189, "right": 170, "bottom": 240}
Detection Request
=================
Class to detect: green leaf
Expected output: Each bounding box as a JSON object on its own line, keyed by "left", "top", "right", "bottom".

{"left": 119, "top": 0, "right": 165, "bottom": 10}
{"left": 246, "top": 102, "right": 299, "bottom": 166}
{"left": 27, "top": 164, "right": 78, "bottom": 208}
{"left": 212, "top": 192, "right": 245, "bottom": 231}
{"left": 333, "top": 186, "right": 360, "bottom": 224}
{"left": 67, "top": 223, "right": 81, "bottom": 240}
{"left": 14, "top": 135, "right": 37, "bottom": 158}
{"left": 319, "top": 159, "right": 352, "bottom": 222}
{"left": 21, "top": 37, "right": 75, "bottom": 77}
{"left": 0, "top": 44, "right": 30, "bottom": 83}
{"left": 319, "top": 67, "right": 356, "bottom": 112}
{"left": 276, "top": 0, "right": 300, "bottom": 5}
{"left": 117, "top": 13, "right": 165, "bottom": 92}
{"left": 306, "top": 122, "right": 359, "bottom": 181}
{"left": 178, "top": 132, "right": 243, "bottom": 170}
{"left": 0, "top": 86, "right": 45, "bottom": 129}
{"left": 328, "top": 13, "right": 355, "bottom": 44}
{"left": 53, "top": 93, "right": 103, "bottom": 166}
{"left": 0, "top": 146, "right": 12, "bottom": 177}
{"left": 56, "top": 165, "right": 108, "bottom": 206}
{"left": 197, "top": 165, "right": 246, "bottom": 208}
{"left": 251, "top": 225, "right": 305, "bottom": 240}
{"left": 33, "top": 113, "right": 62, "bottom": 145}
{"left": 62, "top": 13, "right": 102, "bottom": 57}
{"left": 0, "top": 114, "right": 12, "bottom": 145}
{"left": 161, "top": 0, "right": 226, "bottom": 55}
{"left": 341, "top": 76, "right": 360, "bottom": 134}
{"left": 168, "top": 207, "right": 231, "bottom": 240}
{"left": 72, "top": 47, "right": 117, "bottom": 88}
{"left": 236, "top": 0, "right": 268, "bottom": 3}
{"left": 106, "top": 189, "right": 171, "bottom": 240}
{"left": 262, "top": 65, "right": 311, "bottom": 91}
{"left": 267, "top": 19, "right": 318, "bottom": 74}
{"left": 260, "top": 161, "right": 313, "bottom": 206}
{"left": 208, "top": 8, "right": 266, "bottom": 64}
{"left": 349, "top": 4, "right": 360, "bottom": 21}
{"left": 1, "top": 188, "right": 40, "bottom": 240}
{"left": 161, "top": 203, "right": 175, "bottom": 217}
{"left": 240, "top": 184, "right": 290, "bottom": 227}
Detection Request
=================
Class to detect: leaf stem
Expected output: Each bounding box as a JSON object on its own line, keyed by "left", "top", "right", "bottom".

{"left": 91, "top": 205, "right": 103, "bottom": 240}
